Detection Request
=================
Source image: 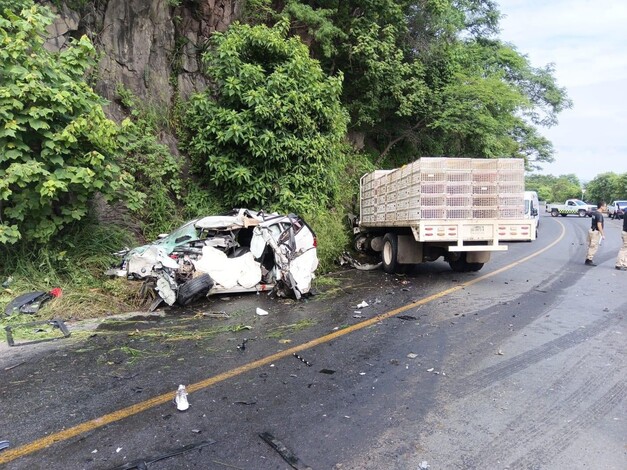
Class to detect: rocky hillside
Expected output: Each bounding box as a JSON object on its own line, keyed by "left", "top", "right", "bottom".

{"left": 44, "top": 0, "right": 241, "bottom": 121}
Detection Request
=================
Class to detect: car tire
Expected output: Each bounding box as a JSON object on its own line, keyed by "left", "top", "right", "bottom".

{"left": 578, "top": 209, "right": 587, "bottom": 217}
{"left": 176, "top": 274, "right": 214, "bottom": 306}
{"left": 560, "top": 213, "right": 567, "bottom": 217}
{"left": 551, "top": 209, "right": 559, "bottom": 217}
{"left": 382, "top": 233, "right": 399, "bottom": 274}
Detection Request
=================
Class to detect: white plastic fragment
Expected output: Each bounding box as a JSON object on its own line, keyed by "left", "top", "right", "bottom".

{"left": 356, "top": 301, "right": 369, "bottom": 309}
{"left": 427, "top": 368, "right": 434, "bottom": 372}
{"left": 407, "top": 353, "right": 418, "bottom": 359}
{"left": 256, "top": 307, "right": 269, "bottom": 316}
{"left": 175, "top": 384, "right": 190, "bottom": 411}
{"left": 116, "top": 447, "right": 122, "bottom": 453}
{"left": 419, "top": 461, "right": 430, "bottom": 469}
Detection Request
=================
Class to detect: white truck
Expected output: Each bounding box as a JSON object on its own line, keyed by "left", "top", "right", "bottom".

{"left": 354, "top": 157, "right": 535, "bottom": 273}
{"left": 546, "top": 199, "right": 595, "bottom": 217}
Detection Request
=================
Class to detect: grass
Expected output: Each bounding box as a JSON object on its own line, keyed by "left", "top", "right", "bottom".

{"left": 266, "top": 319, "right": 317, "bottom": 339}
{"left": 0, "top": 220, "right": 145, "bottom": 324}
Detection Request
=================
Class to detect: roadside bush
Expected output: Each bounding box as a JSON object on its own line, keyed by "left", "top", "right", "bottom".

{"left": 184, "top": 19, "right": 349, "bottom": 215}
{"left": 0, "top": 6, "right": 143, "bottom": 244}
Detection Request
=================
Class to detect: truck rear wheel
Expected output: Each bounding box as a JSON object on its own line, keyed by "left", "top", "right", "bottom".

{"left": 382, "top": 233, "right": 399, "bottom": 274}
{"left": 449, "top": 253, "right": 469, "bottom": 272}
{"left": 551, "top": 209, "right": 559, "bottom": 217}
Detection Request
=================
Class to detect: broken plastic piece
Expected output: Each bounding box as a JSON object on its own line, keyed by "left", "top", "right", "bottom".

{"left": 256, "top": 307, "right": 269, "bottom": 316}
{"left": 5, "top": 319, "right": 71, "bottom": 346}
{"left": 0, "top": 440, "right": 9, "bottom": 452}
{"left": 4, "top": 291, "right": 53, "bottom": 315}
{"left": 356, "top": 301, "right": 369, "bottom": 309}
{"left": 259, "top": 432, "right": 312, "bottom": 470}
{"left": 175, "top": 385, "right": 189, "bottom": 411}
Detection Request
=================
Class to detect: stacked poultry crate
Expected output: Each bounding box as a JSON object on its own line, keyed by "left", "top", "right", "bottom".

{"left": 360, "top": 158, "right": 525, "bottom": 225}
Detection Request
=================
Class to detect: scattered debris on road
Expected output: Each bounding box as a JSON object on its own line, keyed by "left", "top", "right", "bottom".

{"left": 356, "top": 301, "right": 369, "bottom": 309}
{"left": 338, "top": 251, "right": 382, "bottom": 271}
{"left": 4, "top": 319, "right": 70, "bottom": 347}
{"left": 108, "top": 439, "right": 215, "bottom": 470}
{"left": 0, "top": 440, "right": 9, "bottom": 453}
{"left": 293, "top": 353, "right": 312, "bottom": 367}
{"left": 259, "top": 432, "right": 312, "bottom": 470}
{"left": 407, "top": 353, "right": 418, "bottom": 359}
{"left": 398, "top": 315, "right": 417, "bottom": 321}
{"left": 4, "top": 288, "right": 63, "bottom": 315}
{"left": 256, "top": 307, "right": 269, "bottom": 316}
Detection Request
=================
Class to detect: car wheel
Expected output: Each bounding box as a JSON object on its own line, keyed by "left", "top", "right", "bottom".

{"left": 382, "top": 233, "right": 399, "bottom": 274}
{"left": 578, "top": 209, "right": 587, "bottom": 217}
{"left": 551, "top": 209, "right": 559, "bottom": 217}
{"left": 176, "top": 274, "right": 214, "bottom": 306}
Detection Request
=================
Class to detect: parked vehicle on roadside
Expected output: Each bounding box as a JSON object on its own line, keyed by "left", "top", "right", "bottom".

{"left": 608, "top": 200, "right": 627, "bottom": 219}
{"left": 546, "top": 199, "right": 595, "bottom": 217}
{"left": 354, "top": 157, "right": 535, "bottom": 273}
{"left": 106, "top": 209, "right": 318, "bottom": 307}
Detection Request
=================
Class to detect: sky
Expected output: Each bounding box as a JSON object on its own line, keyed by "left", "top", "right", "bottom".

{"left": 496, "top": 0, "right": 627, "bottom": 183}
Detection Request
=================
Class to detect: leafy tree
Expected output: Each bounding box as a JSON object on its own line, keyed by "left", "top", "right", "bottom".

{"left": 184, "top": 20, "right": 348, "bottom": 212}
{"left": 282, "top": 1, "right": 571, "bottom": 167}
{"left": 0, "top": 6, "right": 143, "bottom": 244}
{"left": 584, "top": 172, "right": 621, "bottom": 205}
{"left": 0, "top": 0, "right": 32, "bottom": 14}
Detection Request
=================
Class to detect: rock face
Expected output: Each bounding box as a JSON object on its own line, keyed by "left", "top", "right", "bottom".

{"left": 42, "top": 0, "right": 242, "bottom": 119}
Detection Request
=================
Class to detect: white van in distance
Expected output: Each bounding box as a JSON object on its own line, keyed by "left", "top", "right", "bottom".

{"left": 524, "top": 191, "right": 540, "bottom": 233}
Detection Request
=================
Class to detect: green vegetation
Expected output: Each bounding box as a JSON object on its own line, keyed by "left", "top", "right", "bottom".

{"left": 185, "top": 20, "right": 349, "bottom": 214}
{"left": 0, "top": 6, "right": 144, "bottom": 245}
{"left": 525, "top": 174, "right": 583, "bottom": 203}
{"left": 0, "top": 1, "right": 572, "bottom": 321}
{"left": 584, "top": 172, "right": 627, "bottom": 204}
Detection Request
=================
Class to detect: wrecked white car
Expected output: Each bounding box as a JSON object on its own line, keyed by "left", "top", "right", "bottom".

{"left": 106, "top": 209, "right": 318, "bottom": 307}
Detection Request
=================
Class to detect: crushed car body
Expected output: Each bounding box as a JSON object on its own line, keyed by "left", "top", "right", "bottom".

{"left": 106, "top": 209, "right": 318, "bottom": 306}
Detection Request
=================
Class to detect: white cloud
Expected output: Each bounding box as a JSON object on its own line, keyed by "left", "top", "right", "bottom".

{"left": 497, "top": 0, "right": 627, "bottom": 180}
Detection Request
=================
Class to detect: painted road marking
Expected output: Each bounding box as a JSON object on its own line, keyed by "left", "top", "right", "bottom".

{"left": 0, "top": 221, "right": 566, "bottom": 465}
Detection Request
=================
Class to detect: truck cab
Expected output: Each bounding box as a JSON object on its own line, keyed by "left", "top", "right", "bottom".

{"left": 524, "top": 191, "right": 540, "bottom": 231}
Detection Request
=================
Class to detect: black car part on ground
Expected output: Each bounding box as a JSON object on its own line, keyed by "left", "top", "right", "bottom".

{"left": 176, "top": 273, "right": 214, "bottom": 306}
{"left": 5, "top": 319, "right": 71, "bottom": 346}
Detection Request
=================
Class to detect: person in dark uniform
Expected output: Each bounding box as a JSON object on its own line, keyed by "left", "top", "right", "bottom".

{"left": 615, "top": 209, "right": 627, "bottom": 270}
{"left": 585, "top": 201, "right": 606, "bottom": 266}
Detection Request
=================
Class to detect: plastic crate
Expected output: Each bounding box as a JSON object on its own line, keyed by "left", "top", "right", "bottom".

{"left": 473, "top": 195, "right": 499, "bottom": 207}
{"left": 446, "top": 208, "right": 473, "bottom": 219}
{"left": 472, "top": 208, "right": 499, "bottom": 219}
{"left": 497, "top": 159, "right": 524, "bottom": 171}
{"left": 419, "top": 158, "right": 447, "bottom": 170}
{"left": 445, "top": 158, "right": 473, "bottom": 171}
{"left": 420, "top": 195, "right": 447, "bottom": 207}
{"left": 421, "top": 207, "right": 447, "bottom": 219}
{"left": 498, "top": 195, "right": 524, "bottom": 207}
{"left": 499, "top": 207, "right": 524, "bottom": 218}
{"left": 447, "top": 171, "right": 472, "bottom": 183}
{"left": 447, "top": 195, "right": 472, "bottom": 207}
{"left": 471, "top": 159, "right": 499, "bottom": 170}
{"left": 472, "top": 184, "right": 498, "bottom": 195}
{"left": 420, "top": 182, "right": 447, "bottom": 194}
{"left": 408, "top": 208, "right": 421, "bottom": 220}
{"left": 447, "top": 183, "right": 472, "bottom": 195}
{"left": 420, "top": 171, "right": 447, "bottom": 182}
{"left": 498, "top": 182, "right": 525, "bottom": 193}
{"left": 472, "top": 171, "right": 498, "bottom": 184}
{"left": 498, "top": 170, "right": 525, "bottom": 182}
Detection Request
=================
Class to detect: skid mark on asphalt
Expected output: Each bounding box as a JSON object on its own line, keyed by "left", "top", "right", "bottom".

{"left": 0, "top": 222, "right": 566, "bottom": 465}
{"left": 451, "top": 314, "right": 620, "bottom": 396}
{"left": 460, "top": 339, "right": 623, "bottom": 468}
{"left": 509, "top": 381, "right": 626, "bottom": 469}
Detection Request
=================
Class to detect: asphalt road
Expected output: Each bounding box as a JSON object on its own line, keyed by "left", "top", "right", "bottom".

{"left": 1, "top": 213, "right": 625, "bottom": 470}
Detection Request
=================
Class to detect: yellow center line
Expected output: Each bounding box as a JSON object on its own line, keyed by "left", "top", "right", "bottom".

{"left": 0, "top": 221, "right": 566, "bottom": 465}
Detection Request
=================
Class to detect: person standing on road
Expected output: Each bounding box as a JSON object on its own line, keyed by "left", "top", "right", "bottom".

{"left": 585, "top": 201, "right": 606, "bottom": 266}
{"left": 615, "top": 210, "right": 627, "bottom": 271}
